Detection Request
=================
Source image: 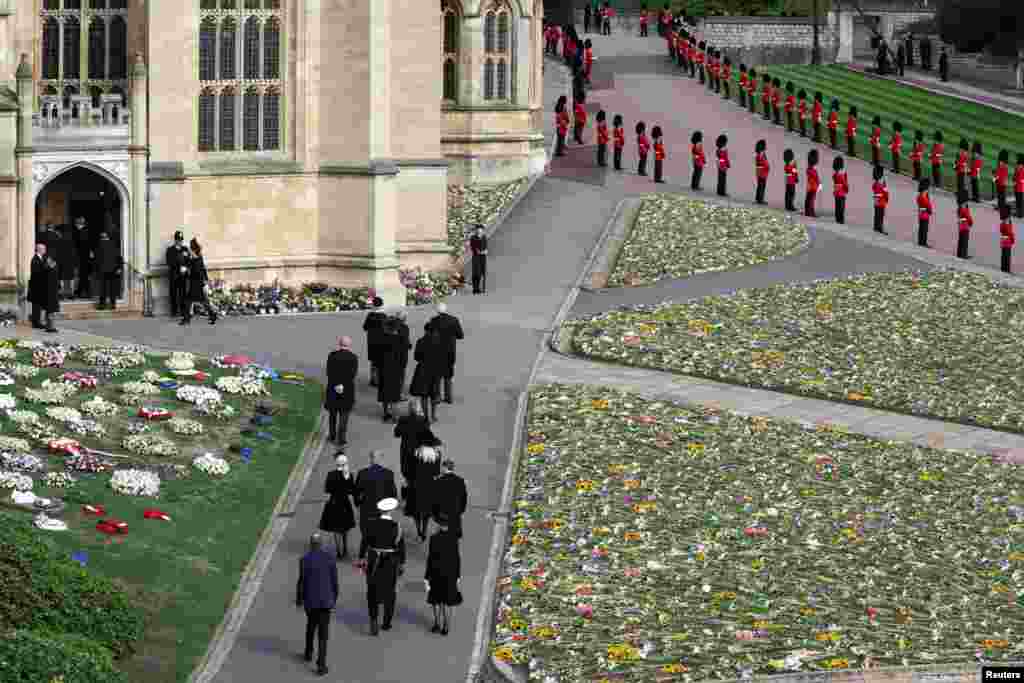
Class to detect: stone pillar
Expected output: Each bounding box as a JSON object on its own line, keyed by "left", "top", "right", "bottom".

{"left": 15, "top": 54, "right": 31, "bottom": 147}
{"left": 461, "top": 15, "right": 484, "bottom": 105}
{"left": 15, "top": 53, "right": 33, "bottom": 315}
{"left": 128, "top": 53, "right": 148, "bottom": 309}
{"left": 835, "top": 10, "right": 854, "bottom": 64}
{"left": 514, "top": 15, "right": 530, "bottom": 106}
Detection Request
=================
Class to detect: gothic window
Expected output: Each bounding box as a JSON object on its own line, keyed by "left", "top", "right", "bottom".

{"left": 41, "top": 18, "right": 59, "bottom": 80}
{"left": 198, "top": 89, "right": 216, "bottom": 151}
{"left": 482, "top": 3, "right": 511, "bottom": 101}
{"left": 244, "top": 17, "right": 260, "bottom": 79}
{"left": 483, "top": 59, "right": 494, "bottom": 100}
{"left": 63, "top": 17, "right": 81, "bottom": 79}
{"left": 263, "top": 88, "right": 280, "bottom": 150}
{"left": 263, "top": 17, "right": 280, "bottom": 79}
{"left": 220, "top": 18, "right": 237, "bottom": 80}
{"left": 200, "top": 3, "right": 284, "bottom": 153}
{"left": 243, "top": 88, "right": 260, "bottom": 150}
{"left": 442, "top": 1, "right": 459, "bottom": 103}
{"left": 484, "top": 12, "right": 496, "bottom": 52}
{"left": 219, "top": 88, "right": 236, "bottom": 151}
{"left": 109, "top": 16, "right": 128, "bottom": 79}
{"left": 497, "top": 12, "right": 509, "bottom": 53}
{"left": 88, "top": 17, "right": 105, "bottom": 79}
{"left": 200, "top": 19, "right": 217, "bottom": 81}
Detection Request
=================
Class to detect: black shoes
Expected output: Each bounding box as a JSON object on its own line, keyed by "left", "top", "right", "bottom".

{"left": 431, "top": 623, "right": 440, "bottom": 633}
{"left": 370, "top": 619, "right": 379, "bottom": 636}
{"left": 381, "top": 621, "right": 392, "bottom": 631}
{"left": 179, "top": 318, "right": 190, "bottom": 325}
{"left": 316, "top": 666, "right": 328, "bottom": 676}
{"left": 441, "top": 625, "right": 449, "bottom": 636}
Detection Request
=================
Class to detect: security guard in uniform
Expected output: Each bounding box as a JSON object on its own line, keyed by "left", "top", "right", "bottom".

{"left": 363, "top": 497, "right": 406, "bottom": 636}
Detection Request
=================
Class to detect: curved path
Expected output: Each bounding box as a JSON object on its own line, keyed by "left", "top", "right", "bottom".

{"left": 49, "top": 32, "right": 1023, "bottom": 683}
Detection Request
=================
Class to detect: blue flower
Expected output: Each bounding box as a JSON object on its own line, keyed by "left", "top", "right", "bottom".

{"left": 71, "top": 551, "right": 88, "bottom": 567}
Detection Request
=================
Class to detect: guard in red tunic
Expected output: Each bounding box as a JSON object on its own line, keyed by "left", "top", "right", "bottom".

{"left": 797, "top": 89, "right": 808, "bottom": 137}
{"left": 747, "top": 68, "right": 758, "bottom": 115}
{"left": 827, "top": 99, "right": 840, "bottom": 150}
{"left": 595, "top": 110, "right": 609, "bottom": 168}
{"left": 930, "top": 131, "right": 944, "bottom": 189}
{"left": 689, "top": 37, "right": 698, "bottom": 78}
{"left": 995, "top": 149, "right": 1010, "bottom": 214}
{"left": 755, "top": 139, "right": 770, "bottom": 204}
{"left": 955, "top": 138, "right": 969, "bottom": 197}
{"left": 771, "top": 78, "right": 783, "bottom": 126}
{"left": 872, "top": 165, "right": 889, "bottom": 234}
{"left": 956, "top": 191, "right": 973, "bottom": 259}
{"left": 784, "top": 82, "right": 796, "bottom": 132}
{"left": 554, "top": 95, "right": 569, "bottom": 157}
{"left": 697, "top": 41, "right": 706, "bottom": 84}
{"left": 636, "top": 121, "right": 650, "bottom": 176}
{"left": 970, "top": 142, "right": 984, "bottom": 203}
{"left": 888, "top": 121, "right": 903, "bottom": 174}
{"left": 869, "top": 116, "right": 882, "bottom": 167}
{"left": 652, "top": 125, "right": 666, "bottom": 184}
{"left": 639, "top": 5, "right": 649, "bottom": 37}
{"left": 910, "top": 130, "right": 925, "bottom": 181}
{"left": 612, "top": 114, "right": 625, "bottom": 171}
{"left": 691, "top": 131, "right": 706, "bottom": 191}
{"left": 573, "top": 97, "right": 587, "bottom": 145}
{"left": 812, "top": 92, "right": 824, "bottom": 143}
{"left": 583, "top": 39, "right": 594, "bottom": 84}
{"left": 1000, "top": 205, "right": 1016, "bottom": 273}
{"left": 1015, "top": 153, "right": 1024, "bottom": 218}
{"left": 917, "top": 178, "right": 933, "bottom": 247}
{"left": 741, "top": 64, "right": 749, "bottom": 109}
{"left": 783, "top": 149, "right": 799, "bottom": 212}
{"left": 721, "top": 57, "right": 732, "bottom": 100}
{"left": 761, "top": 75, "right": 772, "bottom": 121}
{"left": 716, "top": 134, "right": 730, "bottom": 197}
{"left": 832, "top": 156, "right": 849, "bottom": 224}
{"left": 805, "top": 149, "right": 820, "bottom": 217}
{"left": 845, "top": 106, "right": 858, "bottom": 157}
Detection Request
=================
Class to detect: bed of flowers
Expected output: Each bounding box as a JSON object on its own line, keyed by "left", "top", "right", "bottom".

{"left": 567, "top": 269, "right": 1024, "bottom": 434}
{"left": 491, "top": 383, "right": 1024, "bottom": 682}
{"left": 447, "top": 180, "right": 525, "bottom": 256}
{"left": 607, "top": 196, "right": 810, "bottom": 287}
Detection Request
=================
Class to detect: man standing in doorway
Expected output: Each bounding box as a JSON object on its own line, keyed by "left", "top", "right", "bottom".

{"left": 165, "top": 230, "right": 190, "bottom": 317}
{"left": 95, "top": 231, "right": 122, "bottom": 310}
{"left": 72, "top": 217, "right": 94, "bottom": 299}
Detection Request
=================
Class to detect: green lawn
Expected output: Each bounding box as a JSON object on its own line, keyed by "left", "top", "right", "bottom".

{"left": 727, "top": 64, "right": 1024, "bottom": 196}
{"left": 0, "top": 342, "right": 322, "bottom": 682}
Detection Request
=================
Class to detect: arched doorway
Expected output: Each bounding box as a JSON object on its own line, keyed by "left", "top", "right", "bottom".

{"left": 35, "top": 165, "right": 124, "bottom": 302}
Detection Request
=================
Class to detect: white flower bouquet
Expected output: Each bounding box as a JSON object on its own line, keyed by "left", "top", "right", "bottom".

{"left": 46, "top": 406, "right": 82, "bottom": 423}
{"left": 176, "top": 385, "right": 222, "bottom": 405}
{"left": 122, "top": 434, "right": 179, "bottom": 457}
{"left": 0, "top": 372, "right": 14, "bottom": 386}
{"left": 0, "top": 348, "right": 16, "bottom": 361}
{"left": 215, "top": 375, "right": 268, "bottom": 396}
{"left": 79, "top": 346, "right": 146, "bottom": 369}
{"left": 44, "top": 471, "right": 76, "bottom": 488}
{"left": 165, "top": 352, "right": 196, "bottom": 373}
{"left": 0, "top": 471, "right": 33, "bottom": 491}
{"left": 167, "top": 417, "right": 204, "bottom": 436}
{"left": 110, "top": 468, "right": 160, "bottom": 497}
{"left": 195, "top": 401, "right": 236, "bottom": 420}
{"left": 65, "top": 417, "right": 107, "bottom": 438}
{"left": 0, "top": 452, "right": 44, "bottom": 473}
{"left": 192, "top": 453, "right": 230, "bottom": 477}
{"left": 0, "top": 394, "right": 14, "bottom": 411}
{"left": 81, "top": 395, "right": 120, "bottom": 418}
{"left": 32, "top": 346, "right": 67, "bottom": 368}
{"left": 65, "top": 453, "right": 109, "bottom": 473}
{"left": 121, "top": 380, "right": 160, "bottom": 396}
{"left": 0, "top": 436, "right": 31, "bottom": 453}
{"left": 142, "top": 370, "right": 161, "bottom": 383}
{"left": 11, "top": 363, "right": 38, "bottom": 379}
{"left": 24, "top": 379, "right": 77, "bottom": 405}
{"left": 16, "top": 340, "right": 42, "bottom": 350}
{"left": 7, "top": 409, "right": 40, "bottom": 425}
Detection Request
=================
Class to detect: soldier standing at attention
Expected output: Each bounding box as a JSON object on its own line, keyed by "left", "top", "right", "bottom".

{"left": 721, "top": 57, "right": 732, "bottom": 100}
{"left": 827, "top": 98, "right": 840, "bottom": 150}
{"left": 805, "top": 149, "right": 821, "bottom": 218}
{"left": 755, "top": 140, "right": 770, "bottom": 204}
{"left": 612, "top": 114, "right": 625, "bottom": 171}
{"left": 761, "top": 74, "right": 772, "bottom": 121}
{"left": 970, "top": 142, "right": 984, "bottom": 203}
{"left": 652, "top": 126, "right": 666, "bottom": 184}
{"left": 771, "top": 78, "right": 782, "bottom": 125}
{"left": 716, "top": 134, "right": 731, "bottom": 197}
{"left": 783, "top": 149, "right": 799, "bottom": 212}
{"left": 956, "top": 191, "right": 973, "bottom": 259}
{"left": 930, "top": 131, "right": 944, "bottom": 189}
{"left": 845, "top": 106, "right": 858, "bottom": 158}
{"left": 739, "top": 64, "right": 749, "bottom": 109}
{"left": 869, "top": 116, "right": 882, "bottom": 167}
{"left": 955, "top": 138, "right": 970, "bottom": 197}
{"left": 889, "top": 122, "right": 904, "bottom": 174}
{"left": 636, "top": 121, "right": 650, "bottom": 176}
{"left": 994, "top": 149, "right": 1010, "bottom": 214}
{"left": 1014, "top": 153, "right": 1024, "bottom": 218}
{"left": 639, "top": 4, "right": 649, "bottom": 36}
{"left": 832, "top": 156, "right": 849, "bottom": 224}
{"left": 784, "top": 82, "right": 796, "bottom": 133}
{"left": 812, "top": 91, "right": 824, "bottom": 143}
{"left": 691, "top": 131, "right": 706, "bottom": 191}
{"left": 573, "top": 97, "right": 588, "bottom": 145}
{"left": 910, "top": 130, "right": 925, "bottom": 181}
{"left": 872, "top": 165, "right": 889, "bottom": 234}
{"left": 747, "top": 68, "right": 758, "bottom": 115}
{"left": 1000, "top": 205, "right": 1016, "bottom": 273}
{"left": 797, "top": 89, "right": 809, "bottom": 138}
{"left": 554, "top": 95, "right": 569, "bottom": 157}
{"left": 917, "top": 178, "right": 934, "bottom": 248}
{"left": 595, "top": 110, "right": 609, "bottom": 168}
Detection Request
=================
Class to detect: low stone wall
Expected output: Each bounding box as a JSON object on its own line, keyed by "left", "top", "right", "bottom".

{"left": 701, "top": 16, "right": 836, "bottom": 66}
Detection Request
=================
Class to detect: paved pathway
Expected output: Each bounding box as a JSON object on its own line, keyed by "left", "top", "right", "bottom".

{"left": 47, "top": 34, "right": 1024, "bottom": 683}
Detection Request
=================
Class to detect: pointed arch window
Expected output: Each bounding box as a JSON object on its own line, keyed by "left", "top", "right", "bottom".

{"left": 64, "top": 17, "right": 81, "bottom": 79}
{"left": 482, "top": 3, "right": 512, "bottom": 102}
{"left": 496, "top": 60, "right": 507, "bottom": 99}
{"left": 263, "top": 88, "right": 280, "bottom": 150}
{"left": 41, "top": 18, "right": 59, "bottom": 80}
{"left": 219, "top": 88, "right": 237, "bottom": 151}
{"left": 483, "top": 59, "right": 495, "bottom": 100}
{"left": 484, "top": 12, "right": 496, "bottom": 52}
{"left": 220, "top": 18, "right": 237, "bottom": 80}
{"left": 442, "top": 1, "right": 459, "bottom": 104}
{"left": 200, "top": 18, "right": 217, "bottom": 81}
{"left": 263, "top": 17, "right": 280, "bottom": 79}
{"left": 199, "top": 88, "right": 216, "bottom": 151}
{"left": 244, "top": 17, "right": 260, "bottom": 79}
{"left": 109, "top": 16, "right": 128, "bottom": 79}
{"left": 243, "top": 88, "right": 260, "bottom": 151}
{"left": 88, "top": 17, "right": 106, "bottom": 79}
{"left": 497, "top": 12, "right": 509, "bottom": 53}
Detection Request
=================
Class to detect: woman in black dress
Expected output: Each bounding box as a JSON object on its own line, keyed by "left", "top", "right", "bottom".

{"left": 409, "top": 325, "right": 446, "bottom": 423}
{"left": 425, "top": 514, "right": 462, "bottom": 635}
{"left": 180, "top": 238, "right": 218, "bottom": 325}
{"left": 319, "top": 453, "right": 356, "bottom": 559}
{"left": 412, "top": 442, "right": 443, "bottom": 541}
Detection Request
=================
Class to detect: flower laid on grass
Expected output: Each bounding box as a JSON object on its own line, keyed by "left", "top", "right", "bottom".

{"left": 32, "top": 346, "right": 67, "bottom": 368}
{"left": 59, "top": 371, "right": 98, "bottom": 389}
{"left": 215, "top": 375, "right": 268, "bottom": 396}
{"left": 607, "top": 196, "right": 809, "bottom": 287}
{"left": 192, "top": 453, "right": 230, "bottom": 477}
{"left": 45, "top": 406, "right": 82, "bottom": 423}
{"left": 446, "top": 181, "right": 525, "bottom": 256}
{"left": 11, "top": 363, "right": 38, "bottom": 379}
{"left": 0, "top": 372, "right": 13, "bottom": 386}
{"left": 65, "top": 453, "right": 109, "bottom": 473}
{"left": 569, "top": 269, "right": 1024, "bottom": 433}
{"left": 16, "top": 339, "right": 42, "bottom": 349}
{"left": 24, "top": 379, "right": 77, "bottom": 405}
{"left": 0, "top": 436, "right": 32, "bottom": 453}
{"left": 121, "top": 381, "right": 160, "bottom": 396}
{"left": 176, "top": 385, "right": 222, "bottom": 406}
{"left": 491, "top": 384, "right": 1024, "bottom": 682}
{"left": 399, "top": 267, "right": 457, "bottom": 306}
{"left": 78, "top": 345, "right": 147, "bottom": 369}
{"left": 44, "top": 471, "right": 75, "bottom": 488}
{"left": 167, "top": 417, "right": 204, "bottom": 436}
{"left": 110, "top": 469, "right": 160, "bottom": 497}
{"left": 0, "top": 471, "right": 33, "bottom": 491}
{"left": 165, "top": 352, "right": 196, "bottom": 371}
{"left": 65, "top": 417, "right": 107, "bottom": 438}
{"left": 0, "top": 452, "right": 44, "bottom": 473}
{"left": 195, "top": 400, "right": 236, "bottom": 420}
{"left": 0, "top": 394, "right": 14, "bottom": 411}
{"left": 7, "top": 410, "right": 39, "bottom": 425}
{"left": 141, "top": 370, "right": 161, "bottom": 383}
{"left": 122, "top": 434, "right": 179, "bottom": 458}
{"left": 0, "top": 348, "right": 16, "bottom": 361}
{"left": 81, "top": 395, "right": 119, "bottom": 418}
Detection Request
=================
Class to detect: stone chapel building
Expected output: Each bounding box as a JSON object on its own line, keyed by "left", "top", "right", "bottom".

{"left": 0, "top": 0, "right": 545, "bottom": 315}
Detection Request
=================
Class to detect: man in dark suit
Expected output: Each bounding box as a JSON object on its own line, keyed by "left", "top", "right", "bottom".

{"left": 469, "top": 224, "right": 488, "bottom": 294}
{"left": 28, "top": 243, "right": 48, "bottom": 329}
{"left": 95, "top": 231, "right": 122, "bottom": 310}
{"left": 354, "top": 450, "right": 398, "bottom": 559}
{"left": 431, "top": 459, "right": 468, "bottom": 539}
{"left": 295, "top": 532, "right": 338, "bottom": 676}
{"left": 165, "top": 230, "right": 190, "bottom": 317}
{"left": 363, "top": 297, "right": 387, "bottom": 386}
{"left": 72, "top": 216, "right": 94, "bottom": 299}
{"left": 426, "top": 303, "right": 465, "bottom": 404}
{"left": 325, "top": 336, "right": 358, "bottom": 449}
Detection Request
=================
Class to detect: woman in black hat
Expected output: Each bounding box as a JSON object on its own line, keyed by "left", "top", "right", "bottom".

{"left": 755, "top": 139, "right": 770, "bottom": 204}
{"left": 180, "top": 238, "right": 217, "bottom": 325}
{"left": 916, "top": 178, "right": 933, "bottom": 247}
{"left": 716, "top": 134, "right": 730, "bottom": 197}
{"left": 805, "top": 149, "right": 820, "bottom": 217}
{"left": 691, "top": 131, "right": 705, "bottom": 191}
{"left": 319, "top": 454, "right": 357, "bottom": 559}
{"left": 783, "top": 149, "right": 798, "bottom": 212}
{"left": 845, "top": 106, "right": 858, "bottom": 157}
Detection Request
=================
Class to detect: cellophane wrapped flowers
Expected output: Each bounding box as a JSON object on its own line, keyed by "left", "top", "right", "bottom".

{"left": 110, "top": 469, "right": 160, "bottom": 497}
{"left": 192, "top": 453, "right": 230, "bottom": 477}
{"left": 215, "top": 375, "right": 268, "bottom": 396}
{"left": 44, "top": 471, "right": 75, "bottom": 488}
{"left": 78, "top": 345, "right": 146, "bottom": 369}
{"left": 0, "top": 471, "right": 33, "bottom": 491}
{"left": 81, "top": 395, "right": 119, "bottom": 418}
{"left": 32, "top": 346, "right": 67, "bottom": 368}
{"left": 176, "top": 386, "right": 222, "bottom": 406}
{"left": 167, "top": 417, "right": 204, "bottom": 436}
{"left": 122, "top": 434, "right": 179, "bottom": 458}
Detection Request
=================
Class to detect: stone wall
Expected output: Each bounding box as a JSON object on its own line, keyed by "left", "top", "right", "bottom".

{"left": 700, "top": 17, "right": 837, "bottom": 67}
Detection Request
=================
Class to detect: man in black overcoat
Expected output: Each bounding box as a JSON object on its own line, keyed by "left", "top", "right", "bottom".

{"left": 390, "top": 309, "right": 412, "bottom": 399}
{"left": 426, "top": 302, "right": 465, "bottom": 404}
{"left": 363, "top": 297, "right": 387, "bottom": 386}
{"left": 394, "top": 401, "right": 436, "bottom": 509}
{"left": 295, "top": 532, "right": 338, "bottom": 676}
{"left": 72, "top": 216, "right": 94, "bottom": 299}
{"left": 325, "top": 336, "right": 358, "bottom": 448}
{"left": 354, "top": 450, "right": 398, "bottom": 560}
{"left": 95, "top": 231, "right": 122, "bottom": 310}
{"left": 469, "top": 224, "right": 488, "bottom": 294}
{"left": 28, "top": 243, "right": 48, "bottom": 329}
{"left": 166, "top": 230, "right": 190, "bottom": 317}
{"left": 431, "top": 459, "right": 468, "bottom": 539}
{"left": 362, "top": 497, "right": 405, "bottom": 635}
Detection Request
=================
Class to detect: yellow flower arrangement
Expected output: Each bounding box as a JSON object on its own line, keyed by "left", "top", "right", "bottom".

{"left": 607, "top": 643, "right": 641, "bottom": 662}
{"left": 607, "top": 463, "right": 628, "bottom": 475}
{"left": 800, "top": 607, "right": 817, "bottom": 616}
{"left": 1008, "top": 552, "right": 1024, "bottom": 562}
{"left": 661, "top": 663, "right": 690, "bottom": 673}
{"left": 687, "top": 442, "right": 705, "bottom": 455}
{"left": 638, "top": 323, "right": 658, "bottom": 336}
{"left": 493, "top": 646, "right": 516, "bottom": 662}
{"left": 591, "top": 398, "right": 609, "bottom": 410}
{"left": 981, "top": 639, "right": 1010, "bottom": 649}
{"left": 632, "top": 502, "right": 657, "bottom": 513}
{"left": 506, "top": 617, "right": 528, "bottom": 631}
{"left": 687, "top": 319, "right": 714, "bottom": 337}
{"left": 624, "top": 531, "right": 642, "bottom": 541}
{"left": 824, "top": 658, "right": 850, "bottom": 669}
{"left": 847, "top": 391, "right": 866, "bottom": 401}
{"left": 519, "top": 577, "right": 538, "bottom": 591}
{"left": 576, "top": 479, "right": 595, "bottom": 492}
{"left": 542, "top": 518, "right": 564, "bottom": 530}
{"left": 527, "top": 443, "right": 545, "bottom": 455}
{"left": 593, "top": 526, "right": 611, "bottom": 535}
{"left": 532, "top": 625, "right": 557, "bottom": 639}
{"left": 750, "top": 416, "right": 770, "bottom": 432}
{"left": 623, "top": 479, "right": 641, "bottom": 490}
{"left": 815, "top": 631, "right": 841, "bottom": 642}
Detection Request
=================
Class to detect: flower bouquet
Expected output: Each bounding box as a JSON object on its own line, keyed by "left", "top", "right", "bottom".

{"left": 0, "top": 348, "right": 16, "bottom": 362}
{"left": 66, "top": 453, "right": 109, "bottom": 473}
{"left": 16, "top": 340, "right": 42, "bottom": 350}
{"left": 215, "top": 375, "right": 268, "bottom": 396}
{"left": 165, "top": 352, "right": 197, "bottom": 376}
{"left": 0, "top": 471, "right": 33, "bottom": 491}
{"left": 122, "top": 434, "right": 179, "bottom": 457}
{"left": 65, "top": 417, "right": 107, "bottom": 438}
{"left": 137, "top": 406, "right": 173, "bottom": 421}
{"left": 78, "top": 345, "right": 147, "bottom": 369}
{"left": 11, "top": 363, "right": 38, "bottom": 379}
{"left": 46, "top": 406, "right": 82, "bottom": 423}
{"left": 0, "top": 452, "right": 44, "bottom": 473}
{"left": 0, "top": 393, "right": 14, "bottom": 411}
{"left": 143, "top": 508, "right": 172, "bottom": 521}
{"left": 193, "top": 452, "right": 230, "bottom": 476}
{"left": 24, "top": 379, "right": 77, "bottom": 405}
{"left": 195, "top": 400, "right": 236, "bottom": 420}
{"left": 48, "top": 437, "right": 82, "bottom": 456}
{"left": 96, "top": 518, "right": 129, "bottom": 534}
{"left": 176, "top": 385, "right": 222, "bottom": 406}
{"left": 60, "top": 371, "right": 98, "bottom": 389}
{"left": 167, "top": 417, "right": 203, "bottom": 435}
{"left": 399, "top": 267, "right": 455, "bottom": 306}
{"left": 110, "top": 469, "right": 160, "bottom": 497}
{"left": 0, "top": 436, "right": 30, "bottom": 452}
{"left": 32, "top": 346, "right": 67, "bottom": 368}
{"left": 8, "top": 409, "right": 40, "bottom": 426}
{"left": 121, "top": 381, "right": 160, "bottom": 396}
{"left": 0, "top": 372, "right": 13, "bottom": 386}
{"left": 81, "top": 395, "right": 119, "bottom": 418}
{"left": 212, "top": 354, "right": 253, "bottom": 368}
{"left": 44, "top": 471, "right": 75, "bottom": 488}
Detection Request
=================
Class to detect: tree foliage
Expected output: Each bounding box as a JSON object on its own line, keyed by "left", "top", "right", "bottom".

{"left": 935, "top": 0, "right": 1023, "bottom": 57}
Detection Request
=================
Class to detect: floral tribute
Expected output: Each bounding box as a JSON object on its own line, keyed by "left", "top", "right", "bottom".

{"left": 607, "top": 196, "right": 810, "bottom": 287}
{"left": 569, "top": 269, "right": 1024, "bottom": 433}
{"left": 78, "top": 345, "right": 147, "bottom": 369}
{"left": 32, "top": 346, "right": 67, "bottom": 368}
{"left": 109, "top": 469, "right": 160, "bottom": 497}
{"left": 215, "top": 375, "right": 268, "bottom": 397}
{"left": 176, "top": 385, "right": 222, "bottom": 406}
{"left": 192, "top": 453, "right": 230, "bottom": 477}
{"left": 122, "top": 434, "right": 178, "bottom": 458}
{"left": 491, "top": 384, "right": 1024, "bottom": 682}
{"left": 167, "top": 417, "right": 203, "bottom": 436}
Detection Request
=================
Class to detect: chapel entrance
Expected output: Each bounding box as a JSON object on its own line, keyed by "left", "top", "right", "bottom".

{"left": 35, "top": 166, "right": 124, "bottom": 302}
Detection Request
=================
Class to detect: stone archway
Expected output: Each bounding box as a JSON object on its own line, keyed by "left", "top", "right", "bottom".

{"left": 33, "top": 162, "right": 129, "bottom": 301}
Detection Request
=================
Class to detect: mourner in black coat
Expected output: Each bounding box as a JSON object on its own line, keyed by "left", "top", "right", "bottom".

{"left": 57, "top": 224, "right": 77, "bottom": 298}
{"left": 409, "top": 325, "right": 447, "bottom": 423}
{"left": 354, "top": 451, "right": 398, "bottom": 560}
{"left": 362, "top": 497, "right": 405, "bottom": 635}
{"left": 425, "top": 517, "right": 463, "bottom": 635}
{"left": 180, "top": 239, "right": 217, "bottom": 325}
{"left": 95, "top": 231, "right": 123, "bottom": 310}
{"left": 165, "top": 230, "right": 190, "bottom": 317}
{"left": 325, "top": 336, "right": 358, "bottom": 446}
{"left": 376, "top": 317, "right": 407, "bottom": 421}
{"left": 28, "top": 244, "right": 48, "bottom": 329}
{"left": 469, "top": 224, "right": 488, "bottom": 294}
{"left": 295, "top": 533, "right": 338, "bottom": 676}
{"left": 410, "top": 443, "right": 443, "bottom": 541}
{"left": 425, "top": 303, "right": 465, "bottom": 403}
{"left": 394, "top": 401, "right": 438, "bottom": 510}
{"left": 431, "top": 459, "right": 468, "bottom": 539}
{"left": 319, "top": 454, "right": 357, "bottom": 559}
{"left": 72, "top": 217, "right": 94, "bottom": 299}
{"left": 363, "top": 298, "right": 386, "bottom": 386}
